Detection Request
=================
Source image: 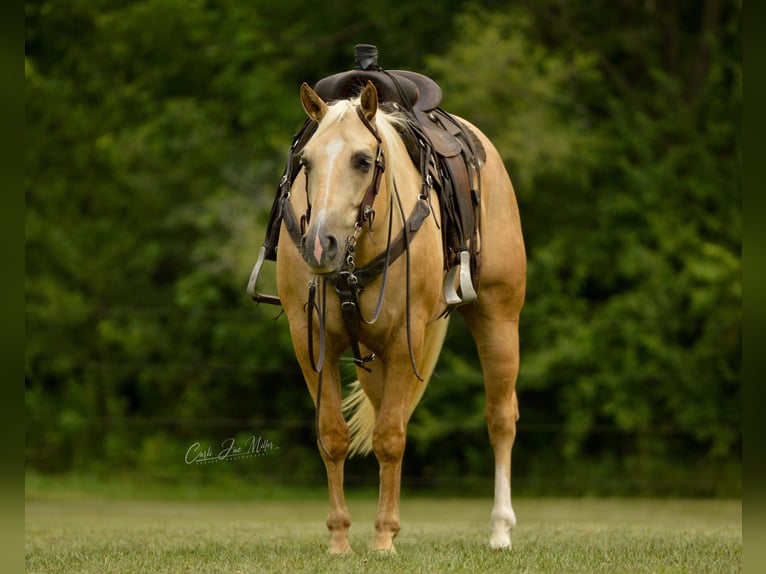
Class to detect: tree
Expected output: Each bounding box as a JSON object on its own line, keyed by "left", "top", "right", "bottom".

{"left": 26, "top": 0, "right": 740, "bottom": 495}
{"left": 416, "top": 1, "right": 741, "bottom": 494}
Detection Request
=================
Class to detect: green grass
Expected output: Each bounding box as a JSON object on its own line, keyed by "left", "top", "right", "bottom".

{"left": 26, "top": 489, "right": 741, "bottom": 573}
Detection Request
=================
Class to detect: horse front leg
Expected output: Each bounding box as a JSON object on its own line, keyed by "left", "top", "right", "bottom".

{"left": 320, "top": 387, "right": 352, "bottom": 553}
{"left": 319, "top": 393, "right": 353, "bottom": 554}
{"left": 371, "top": 410, "right": 406, "bottom": 552}
{"left": 317, "top": 363, "right": 353, "bottom": 554}
{"left": 367, "top": 356, "right": 420, "bottom": 553}
{"left": 297, "top": 352, "right": 353, "bottom": 554}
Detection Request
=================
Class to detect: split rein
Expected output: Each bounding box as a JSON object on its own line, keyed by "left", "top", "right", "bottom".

{"left": 305, "top": 106, "right": 427, "bottom": 383}
{"left": 298, "top": 106, "right": 432, "bottom": 459}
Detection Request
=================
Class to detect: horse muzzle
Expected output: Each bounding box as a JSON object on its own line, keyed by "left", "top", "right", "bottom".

{"left": 301, "top": 227, "right": 341, "bottom": 274}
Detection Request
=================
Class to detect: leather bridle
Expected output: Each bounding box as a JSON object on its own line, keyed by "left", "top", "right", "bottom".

{"left": 354, "top": 106, "right": 386, "bottom": 230}
{"left": 303, "top": 103, "right": 427, "bottom": 378}
{"left": 294, "top": 102, "right": 432, "bottom": 459}
{"left": 300, "top": 106, "right": 386, "bottom": 238}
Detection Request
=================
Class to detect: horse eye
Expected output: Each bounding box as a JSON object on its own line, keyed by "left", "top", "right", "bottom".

{"left": 354, "top": 154, "right": 373, "bottom": 172}
{"left": 300, "top": 156, "right": 312, "bottom": 172}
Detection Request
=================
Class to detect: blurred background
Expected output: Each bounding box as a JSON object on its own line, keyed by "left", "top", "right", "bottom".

{"left": 26, "top": 0, "right": 741, "bottom": 497}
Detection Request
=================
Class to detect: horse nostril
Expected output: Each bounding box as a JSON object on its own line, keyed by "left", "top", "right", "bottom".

{"left": 325, "top": 234, "right": 338, "bottom": 260}
{"left": 302, "top": 227, "right": 340, "bottom": 269}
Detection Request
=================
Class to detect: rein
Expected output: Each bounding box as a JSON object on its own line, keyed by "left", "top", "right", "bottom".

{"left": 250, "top": 102, "right": 432, "bottom": 458}
{"left": 299, "top": 104, "right": 430, "bottom": 458}
{"left": 302, "top": 105, "right": 428, "bottom": 379}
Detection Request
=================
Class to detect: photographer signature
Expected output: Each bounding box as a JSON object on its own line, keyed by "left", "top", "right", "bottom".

{"left": 185, "top": 435, "right": 279, "bottom": 465}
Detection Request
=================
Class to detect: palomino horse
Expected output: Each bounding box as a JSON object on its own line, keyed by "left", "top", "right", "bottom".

{"left": 274, "top": 81, "right": 525, "bottom": 553}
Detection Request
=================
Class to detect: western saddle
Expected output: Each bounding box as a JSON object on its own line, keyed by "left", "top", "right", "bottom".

{"left": 249, "top": 44, "right": 483, "bottom": 307}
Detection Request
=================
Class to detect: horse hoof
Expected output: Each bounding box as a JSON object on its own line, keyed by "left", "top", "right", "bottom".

{"left": 489, "top": 531, "right": 512, "bottom": 549}
{"left": 370, "top": 538, "right": 397, "bottom": 554}
{"left": 328, "top": 541, "right": 353, "bottom": 555}
{"left": 370, "top": 546, "right": 397, "bottom": 555}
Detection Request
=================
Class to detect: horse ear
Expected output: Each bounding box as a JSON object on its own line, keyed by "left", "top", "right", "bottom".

{"left": 360, "top": 80, "right": 378, "bottom": 123}
{"left": 300, "top": 82, "right": 327, "bottom": 122}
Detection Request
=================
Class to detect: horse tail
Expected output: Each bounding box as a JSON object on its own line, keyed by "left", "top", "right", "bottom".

{"left": 342, "top": 381, "right": 375, "bottom": 457}
{"left": 343, "top": 316, "right": 450, "bottom": 457}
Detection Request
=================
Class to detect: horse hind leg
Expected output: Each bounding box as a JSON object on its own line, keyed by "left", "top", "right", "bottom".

{"left": 488, "top": 388, "right": 519, "bottom": 549}
{"left": 461, "top": 307, "right": 521, "bottom": 549}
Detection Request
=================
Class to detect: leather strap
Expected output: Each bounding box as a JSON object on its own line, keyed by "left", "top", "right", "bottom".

{"left": 306, "top": 278, "right": 326, "bottom": 373}
{"left": 262, "top": 119, "right": 317, "bottom": 261}
{"left": 346, "top": 197, "right": 430, "bottom": 289}
{"left": 355, "top": 106, "right": 385, "bottom": 229}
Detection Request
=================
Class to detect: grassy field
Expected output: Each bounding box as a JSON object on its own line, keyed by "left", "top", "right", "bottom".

{"left": 26, "top": 487, "right": 741, "bottom": 573}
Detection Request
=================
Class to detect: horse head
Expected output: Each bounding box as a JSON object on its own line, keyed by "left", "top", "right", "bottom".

{"left": 297, "top": 81, "right": 383, "bottom": 275}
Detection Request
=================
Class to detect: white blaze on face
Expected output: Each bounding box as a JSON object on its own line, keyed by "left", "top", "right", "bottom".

{"left": 313, "top": 229, "right": 324, "bottom": 266}
{"left": 311, "top": 138, "right": 344, "bottom": 264}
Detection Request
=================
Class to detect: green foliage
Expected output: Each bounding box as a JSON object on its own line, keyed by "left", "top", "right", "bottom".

{"left": 417, "top": 1, "right": 741, "bottom": 495}
{"left": 426, "top": 7, "right": 603, "bottom": 193}
{"left": 26, "top": 0, "right": 740, "bottom": 495}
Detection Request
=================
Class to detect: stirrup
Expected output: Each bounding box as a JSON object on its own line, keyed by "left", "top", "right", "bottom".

{"left": 443, "top": 250, "right": 477, "bottom": 305}
{"left": 246, "top": 246, "right": 282, "bottom": 305}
